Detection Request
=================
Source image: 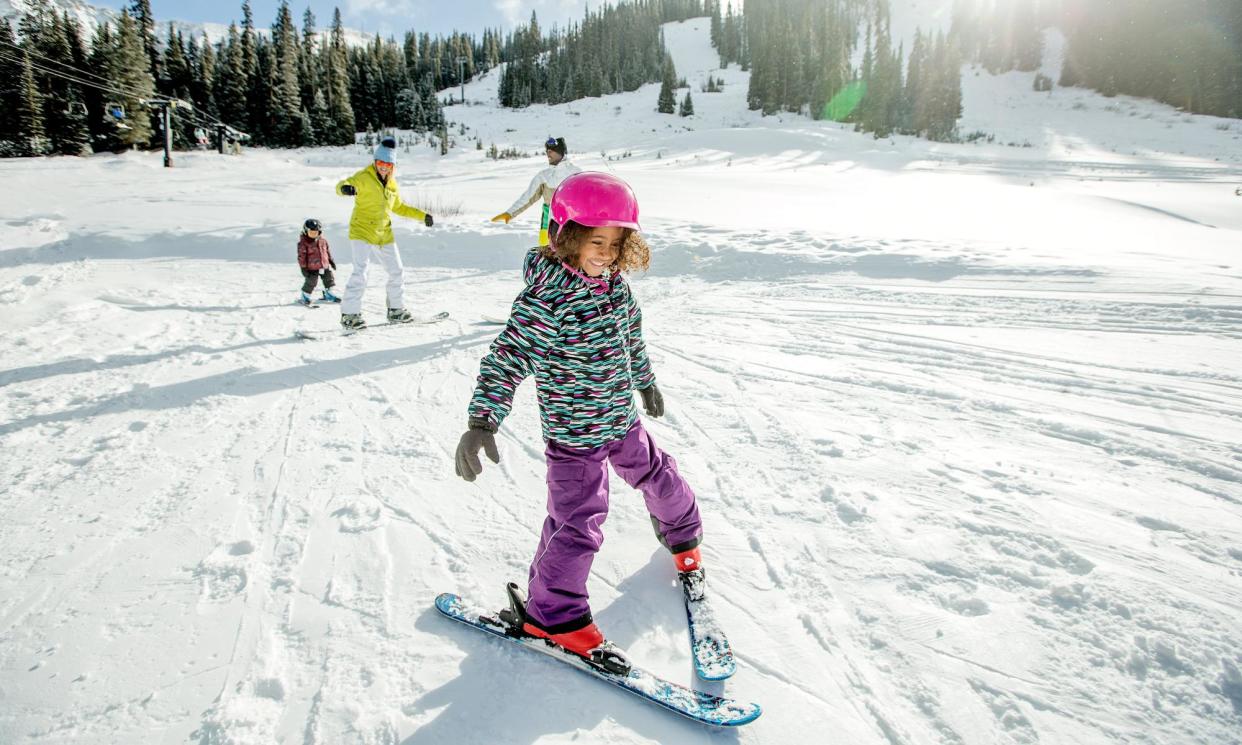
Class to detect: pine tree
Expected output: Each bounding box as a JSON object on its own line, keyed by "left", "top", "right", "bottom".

{"left": 269, "top": 2, "right": 304, "bottom": 146}
{"left": 161, "top": 24, "right": 194, "bottom": 149}
{"left": 396, "top": 86, "right": 425, "bottom": 130}
{"left": 37, "top": 13, "right": 90, "bottom": 155}
{"left": 299, "top": 8, "right": 319, "bottom": 113}
{"left": 86, "top": 22, "right": 122, "bottom": 151}
{"left": 679, "top": 89, "right": 694, "bottom": 116}
{"left": 14, "top": 48, "right": 46, "bottom": 156}
{"left": 0, "top": 18, "right": 47, "bottom": 157}
{"left": 657, "top": 54, "right": 677, "bottom": 113}
{"left": 0, "top": 20, "right": 20, "bottom": 155}
{"left": 216, "top": 24, "right": 248, "bottom": 131}
{"left": 114, "top": 11, "right": 156, "bottom": 148}
{"left": 240, "top": 0, "right": 262, "bottom": 135}
{"left": 189, "top": 33, "right": 217, "bottom": 122}
{"left": 324, "top": 9, "right": 355, "bottom": 144}
{"left": 251, "top": 38, "right": 274, "bottom": 143}
{"left": 310, "top": 89, "right": 331, "bottom": 144}
{"left": 128, "top": 0, "right": 160, "bottom": 81}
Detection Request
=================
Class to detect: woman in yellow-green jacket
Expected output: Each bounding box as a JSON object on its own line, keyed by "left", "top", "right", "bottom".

{"left": 335, "top": 137, "right": 434, "bottom": 329}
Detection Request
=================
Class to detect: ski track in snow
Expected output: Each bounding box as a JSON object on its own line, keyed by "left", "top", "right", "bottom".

{"left": 3, "top": 17, "right": 1242, "bottom": 745}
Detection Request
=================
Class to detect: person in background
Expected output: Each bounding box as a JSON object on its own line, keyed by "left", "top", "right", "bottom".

{"left": 491, "top": 136, "right": 581, "bottom": 247}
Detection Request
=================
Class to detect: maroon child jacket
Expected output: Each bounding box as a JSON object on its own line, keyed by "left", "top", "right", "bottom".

{"left": 298, "top": 235, "right": 334, "bottom": 271}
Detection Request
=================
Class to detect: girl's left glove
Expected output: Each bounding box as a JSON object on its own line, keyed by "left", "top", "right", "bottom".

{"left": 424, "top": 214, "right": 434, "bottom": 227}
{"left": 639, "top": 384, "right": 664, "bottom": 418}
{"left": 455, "top": 418, "right": 499, "bottom": 482}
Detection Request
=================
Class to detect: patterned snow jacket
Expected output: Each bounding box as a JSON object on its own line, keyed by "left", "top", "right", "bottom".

{"left": 297, "top": 234, "right": 333, "bottom": 271}
{"left": 469, "top": 248, "right": 656, "bottom": 449}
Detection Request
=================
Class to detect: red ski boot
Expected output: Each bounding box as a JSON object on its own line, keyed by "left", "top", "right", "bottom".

{"left": 674, "top": 547, "right": 706, "bottom": 602}
{"left": 523, "top": 620, "right": 632, "bottom": 675}
{"left": 498, "top": 582, "right": 632, "bottom": 675}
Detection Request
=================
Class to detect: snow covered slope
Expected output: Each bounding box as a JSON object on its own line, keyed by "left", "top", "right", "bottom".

{"left": 1, "top": 17, "right": 1241, "bottom": 745}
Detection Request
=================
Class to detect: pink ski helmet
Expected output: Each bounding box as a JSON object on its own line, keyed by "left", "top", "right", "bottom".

{"left": 549, "top": 171, "right": 641, "bottom": 234}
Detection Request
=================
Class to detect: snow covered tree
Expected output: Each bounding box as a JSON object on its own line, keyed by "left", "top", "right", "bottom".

{"left": 0, "top": 21, "right": 47, "bottom": 157}
{"left": 40, "top": 13, "right": 91, "bottom": 155}
{"left": 128, "top": 0, "right": 160, "bottom": 82}
{"left": 395, "top": 86, "right": 424, "bottom": 130}
{"left": 679, "top": 90, "right": 694, "bottom": 116}
{"left": 323, "top": 9, "right": 355, "bottom": 145}
{"left": 269, "top": 1, "right": 305, "bottom": 147}
{"left": 113, "top": 11, "right": 156, "bottom": 148}
{"left": 215, "top": 24, "right": 249, "bottom": 132}
{"left": 658, "top": 56, "right": 677, "bottom": 113}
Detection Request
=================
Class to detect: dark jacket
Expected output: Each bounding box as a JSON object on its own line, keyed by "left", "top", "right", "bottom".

{"left": 298, "top": 234, "right": 333, "bottom": 271}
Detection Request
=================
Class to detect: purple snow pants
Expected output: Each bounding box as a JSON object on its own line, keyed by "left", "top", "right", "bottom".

{"left": 525, "top": 420, "right": 703, "bottom": 629}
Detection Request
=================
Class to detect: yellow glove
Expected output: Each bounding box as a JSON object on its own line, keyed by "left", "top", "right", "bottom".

{"left": 491, "top": 212, "right": 512, "bottom": 224}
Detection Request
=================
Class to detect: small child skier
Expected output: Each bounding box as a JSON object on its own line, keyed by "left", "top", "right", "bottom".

{"left": 297, "top": 218, "right": 341, "bottom": 305}
{"left": 455, "top": 172, "right": 704, "bottom": 674}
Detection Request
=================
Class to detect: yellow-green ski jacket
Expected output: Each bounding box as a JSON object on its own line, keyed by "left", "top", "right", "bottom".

{"left": 336, "top": 164, "right": 427, "bottom": 245}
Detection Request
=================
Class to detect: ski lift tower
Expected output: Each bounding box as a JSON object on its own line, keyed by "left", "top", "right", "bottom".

{"left": 156, "top": 98, "right": 194, "bottom": 167}
{"left": 456, "top": 56, "right": 468, "bottom": 104}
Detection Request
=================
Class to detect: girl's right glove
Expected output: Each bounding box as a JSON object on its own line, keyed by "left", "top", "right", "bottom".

{"left": 639, "top": 384, "right": 664, "bottom": 418}
{"left": 339, "top": 184, "right": 356, "bottom": 196}
{"left": 455, "top": 418, "right": 499, "bottom": 482}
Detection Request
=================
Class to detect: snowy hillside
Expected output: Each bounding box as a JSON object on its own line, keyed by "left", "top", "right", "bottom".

{"left": 2, "top": 16, "right": 1242, "bottom": 745}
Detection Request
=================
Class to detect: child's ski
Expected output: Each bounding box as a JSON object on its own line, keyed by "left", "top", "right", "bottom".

{"left": 434, "top": 591, "right": 760, "bottom": 728}
{"left": 680, "top": 570, "right": 736, "bottom": 681}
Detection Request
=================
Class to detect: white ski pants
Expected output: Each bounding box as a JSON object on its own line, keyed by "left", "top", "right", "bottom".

{"left": 341, "top": 240, "right": 405, "bottom": 315}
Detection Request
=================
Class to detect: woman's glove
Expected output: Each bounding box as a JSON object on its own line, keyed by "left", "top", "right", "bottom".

{"left": 491, "top": 212, "right": 512, "bottom": 224}
{"left": 424, "top": 214, "right": 434, "bottom": 227}
{"left": 339, "top": 184, "right": 356, "bottom": 196}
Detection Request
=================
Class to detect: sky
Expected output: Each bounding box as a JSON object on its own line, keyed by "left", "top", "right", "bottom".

{"left": 89, "top": 0, "right": 592, "bottom": 37}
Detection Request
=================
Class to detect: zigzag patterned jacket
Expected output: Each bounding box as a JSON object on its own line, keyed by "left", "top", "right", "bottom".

{"left": 469, "top": 248, "right": 656, "bottom": 449}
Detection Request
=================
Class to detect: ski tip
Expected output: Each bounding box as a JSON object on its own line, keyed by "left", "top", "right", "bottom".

{"left": 724, "top": 703, "right": 762, "bottom": 726}
{"left": 434, "top": 593, "right": 463, "bottom": 615}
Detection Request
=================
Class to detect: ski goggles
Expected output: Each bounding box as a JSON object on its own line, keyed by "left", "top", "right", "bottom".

{"left": 375, "top": 160, "right": 394, "bottom": 169}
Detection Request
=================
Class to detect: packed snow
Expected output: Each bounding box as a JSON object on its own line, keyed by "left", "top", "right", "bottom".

{"left": 2, "top": 17, "right": 1241, "bottom": 745}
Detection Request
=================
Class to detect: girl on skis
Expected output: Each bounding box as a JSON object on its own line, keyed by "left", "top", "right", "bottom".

{"left": 335, "top": 136, "right": 435, "bottom": 330}
{"left": 296, "top": 218, "right": 341, "bottom": 305}
{"left": 455, "top": 172, "right": 703, "bottom": 673}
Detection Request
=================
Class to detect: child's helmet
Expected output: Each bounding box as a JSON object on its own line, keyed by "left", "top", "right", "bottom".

{"left": 303, "top": 218, "right": 322, "bottom": 234}
{"left": 549, "top": 172, "right": 640, "bottom": 232}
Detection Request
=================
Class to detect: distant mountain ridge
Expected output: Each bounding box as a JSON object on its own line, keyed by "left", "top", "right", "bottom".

{"left": 0, "top": 0, "right": 378, "bottom": 47}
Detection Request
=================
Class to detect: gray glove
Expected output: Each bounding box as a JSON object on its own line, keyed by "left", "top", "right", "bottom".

{"left": 340, "top": 184, "right": 356, "bottom": 196}
{"left": 455, "top": 418, "right": 499, "bottom": 482}
{"left": 639, "top": 384, "right": 664, "bottom": 418}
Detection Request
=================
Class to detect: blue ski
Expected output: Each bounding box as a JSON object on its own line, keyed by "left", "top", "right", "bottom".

{"left": 434, "top": 592, "right": 761, "bottom": 727}
{"left": 681, "top": 569, "right": 736, "bottom": 681}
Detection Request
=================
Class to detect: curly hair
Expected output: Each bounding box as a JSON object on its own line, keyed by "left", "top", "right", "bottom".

{"left": 541, "top": 220, "right": 651, "bottom": 273}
